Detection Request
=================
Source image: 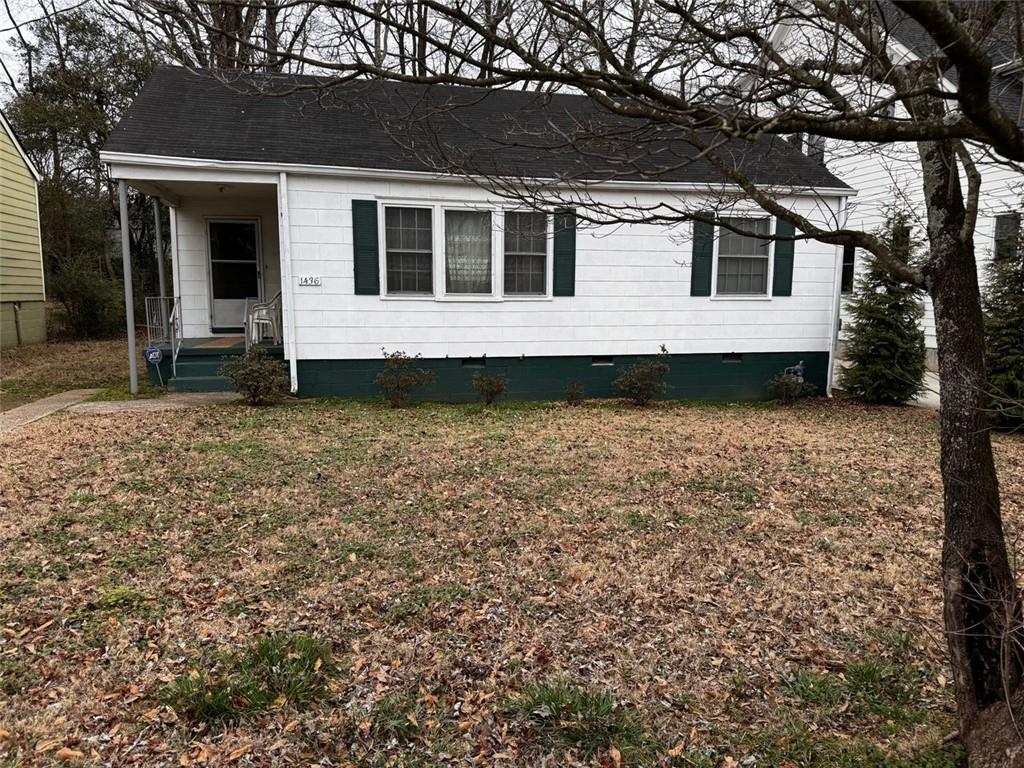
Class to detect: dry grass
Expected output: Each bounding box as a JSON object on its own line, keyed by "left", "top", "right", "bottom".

{"left": 0, "top": 337, "right": 150, "bottom": 410}
{"left": 2, "top": 397, "right": 1022, "bottom": 767}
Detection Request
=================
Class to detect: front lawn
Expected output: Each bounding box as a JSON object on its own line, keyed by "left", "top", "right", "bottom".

{"left": 3, "top": 398, "right": 1021, "bottom": 766}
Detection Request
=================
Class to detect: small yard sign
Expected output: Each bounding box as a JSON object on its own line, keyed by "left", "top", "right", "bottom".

{"left": 297, "top": 275, "right": 322, "bottom": 286}
{"left": 144, "top": 346, "right": 164, "bottom": 385}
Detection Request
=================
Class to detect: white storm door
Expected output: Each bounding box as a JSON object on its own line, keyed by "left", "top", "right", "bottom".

{"left": 208, "top": 219, "right": 261, "bottom": 331}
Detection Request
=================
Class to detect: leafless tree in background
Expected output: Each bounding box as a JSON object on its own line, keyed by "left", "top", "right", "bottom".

{"left": 119, "top": 1, "right": 1024, "bottom": 763}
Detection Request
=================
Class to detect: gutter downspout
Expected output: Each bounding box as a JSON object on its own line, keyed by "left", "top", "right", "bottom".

{"left": 826, "top": 195, "right": 849, "bottom": 397}
{"left": 277, "top": 172, "right": 299, "bottom": 393}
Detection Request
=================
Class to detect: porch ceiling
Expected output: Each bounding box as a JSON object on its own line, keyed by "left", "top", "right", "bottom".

{"left": 128, "top": 179, "right": 276, "bottom": 206}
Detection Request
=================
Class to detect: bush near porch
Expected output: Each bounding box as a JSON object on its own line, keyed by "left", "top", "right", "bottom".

{"left": 3, "top": 398, "right": 1020, "bottom": 766}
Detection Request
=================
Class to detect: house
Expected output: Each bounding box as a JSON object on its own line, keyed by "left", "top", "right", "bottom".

{"left": 100, "top": 65, "right": 852, "bottom": 401}
{"left": 770, "top": 3, "right": 1023, "bottom": 370}
{"left": 0, "top": 110, "right": 45, "bottom": 347}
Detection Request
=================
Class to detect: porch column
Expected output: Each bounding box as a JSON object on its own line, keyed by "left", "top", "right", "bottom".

{"left": 153, "top": 198, "right": 168, "bottom": 338}
{"left": 118, "top": 180, "right": 139, "bottom": 395}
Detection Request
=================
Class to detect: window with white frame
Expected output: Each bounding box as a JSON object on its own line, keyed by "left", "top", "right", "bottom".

{"left": 445, "top": 210, "right": 492, "bottom": 294}
{"left": 504, "top": 211, "right": 548, "bottom": 295}
{"left": 385, "top": 206, "right": 433, "bottom": 294}
{"left": 717, "top": 217, "right": 771, "bottom": 295}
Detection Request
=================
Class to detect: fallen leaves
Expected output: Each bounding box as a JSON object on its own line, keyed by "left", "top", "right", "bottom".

{"left": 1, "top": 399, "right": 1019, "bottom": 766}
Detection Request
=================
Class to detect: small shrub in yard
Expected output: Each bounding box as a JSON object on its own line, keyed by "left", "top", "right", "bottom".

{"left": 505, "top": 679, "right": 653, "bottom": 761}
{"left": 565, "top": 381, "right": 585, "bottom": 406}
{"left": 219, "top": 348, "right": 290, "bottom": 405}
{"left": 164, "top": 633, "right": 334, "bottom": 724}
{"left": 766, "top": 365, "right": 818, "bottom": 404}
{"left": 375, "top": 348, "right": 436, "bottom": 407}
{"left": 471, "top": 371, "right": 508, "bottom": 405}
{"left": 614, "top": 346, "right": 670, "bottom": 406}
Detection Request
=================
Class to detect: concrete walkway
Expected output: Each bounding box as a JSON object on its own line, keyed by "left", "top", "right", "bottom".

{"left": 0, "top": 389, "right": 102, "bottom": 434}
{"left": 68, "top": 391, "right": 238, "bottom": 416}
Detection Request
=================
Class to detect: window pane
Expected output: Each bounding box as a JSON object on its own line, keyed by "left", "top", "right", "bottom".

{"left": 446, "top": 210, "right": 492, "bottom": 294}
{"left": 504, "top": 254, "right": 546, "bottom": 294}
{"left": 385, "top": 207, "right": 432, "bottom": 294}
{"left": 717, "top": 256, "right": 768, "bottom": 294}
{"left": 505, "top": 212, "right": 547, "bottom": 255}
{"left": 841, "top": 245, "right": 856, "bottom": 293}
{"left": 717, "top": 218, "right": 769, "bottom": 295}
{"left": 212, "top": 261, "right": 259, "bottom": 299}
{"left": 387, "top": 252, "right": 432, "bottom": 293}
{"left": 209, "top": 222, "right": 258, "bottom": 262}
{"left": 718, "top": 217, "right": 770, "bottom": 258}
{"left": 504, "top": 212, "right": 546, "bottom": 295}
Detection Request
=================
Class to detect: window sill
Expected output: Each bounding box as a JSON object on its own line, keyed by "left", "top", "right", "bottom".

{"left": 708, "top": 295, "right": 773, "bottom": 301}
{"left": 379, "top": 294, "right": 554, "bottom": 303}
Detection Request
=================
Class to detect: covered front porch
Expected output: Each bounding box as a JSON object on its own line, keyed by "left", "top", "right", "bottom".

{"left": 111, "top": 169, "right": 293, "bottom": 393}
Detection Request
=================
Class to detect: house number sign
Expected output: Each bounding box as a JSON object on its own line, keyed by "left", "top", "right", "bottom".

{"left": 297, "top": 275, "right": 322, "bottom": 286}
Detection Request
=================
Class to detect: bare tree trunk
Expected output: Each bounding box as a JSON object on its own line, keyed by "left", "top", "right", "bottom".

{"left": 264, "top": 0, "right": 280, "bottom": 72}
{"left": 930, "top": 204, "right": 1023, "bottom": 768}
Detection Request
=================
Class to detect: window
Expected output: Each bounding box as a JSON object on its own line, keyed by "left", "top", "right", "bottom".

{"left": 504, "top": 211, "right": 548, "bottom": 295}
{"left": 445, "top": 210, "right": 492, "bottom": 294}
{"left": 994, "top": 212, "right": 1021, "bottom": 262}
{"left": 716, "top": 217, "right": 771, "bottom": 295}
{"left": 385, "top": 207, "right": 433, "bottom": 294}
{"left": 841, "top": 244, "right": 856, "bottom": 293}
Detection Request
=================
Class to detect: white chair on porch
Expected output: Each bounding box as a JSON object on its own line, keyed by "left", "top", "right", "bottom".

{"left": 246, "top": 292, "right": 282, "bottom": 349}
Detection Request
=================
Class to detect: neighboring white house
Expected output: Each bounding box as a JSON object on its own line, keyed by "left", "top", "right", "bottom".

{"left": 770, "top": 3, "right": 1024, "bottom": 369}
{"left": 101, "top": 66, "right": 852, "bottom": 401}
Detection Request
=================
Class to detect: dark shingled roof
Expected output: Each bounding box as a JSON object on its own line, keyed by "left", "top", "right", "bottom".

{"left": 880, "top": 0, "right": 1023, "bottom": 121}
{"left": 104, "top": 66, "right": 850, "bottom": 190}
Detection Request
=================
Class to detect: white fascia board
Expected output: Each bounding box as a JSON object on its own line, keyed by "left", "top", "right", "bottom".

{"left": 101, "top": 150, "right": 854, "bottom": 198}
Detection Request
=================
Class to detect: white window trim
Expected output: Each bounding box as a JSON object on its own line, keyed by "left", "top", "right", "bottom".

{"left": 377, "top": 200, "right": 555, "bottom": 302}
{"left": 710, "top": 216, "right": 775, "bottom": 301}
{"left": 379, "top": 203, "right": 435, "bottom": 298}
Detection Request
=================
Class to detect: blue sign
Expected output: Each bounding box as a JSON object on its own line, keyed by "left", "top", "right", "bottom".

{"left": 144, "top": 346, "right": 163, "bottom": 365}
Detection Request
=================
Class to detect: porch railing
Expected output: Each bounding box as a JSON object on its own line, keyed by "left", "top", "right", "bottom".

{"left": 144, "top": 296, "right": 182, "bottom": 376}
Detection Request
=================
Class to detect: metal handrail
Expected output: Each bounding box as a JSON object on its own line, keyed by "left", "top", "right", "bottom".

{"left": 144, "top": 296, "right": 182, "bottom": 378}
{"left": 169, "top": 298, "right": 182, "bottom": 377}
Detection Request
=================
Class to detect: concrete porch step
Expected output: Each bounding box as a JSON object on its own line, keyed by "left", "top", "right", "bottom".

{"left": 167, "top": 375, "right": 236, "bottom": 393}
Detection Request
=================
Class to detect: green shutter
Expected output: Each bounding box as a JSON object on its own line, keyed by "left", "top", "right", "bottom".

{"left": 690, "top": 217, "right": 714, "bottom": 296}
{"left": 553, "top": 209, "right": 576, "bottom": 296}
{"left": 352, "top": 199, "right": 380, "bottom": 295}
{"left": 772, "top": 218, "right": 795, "bottom": 296}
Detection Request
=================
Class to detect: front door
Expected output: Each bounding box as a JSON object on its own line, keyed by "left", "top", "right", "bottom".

{"left": 208, "top": 219, "right": 261, "bottom": 332}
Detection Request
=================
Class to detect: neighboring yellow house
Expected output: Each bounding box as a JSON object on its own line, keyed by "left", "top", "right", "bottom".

{"left": 0, "top": 110, "right": 45, "bottom": 346}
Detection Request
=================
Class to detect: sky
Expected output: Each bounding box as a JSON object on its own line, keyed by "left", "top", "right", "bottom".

{"left": 1, "top": 0, "right": 86, "bottom": 103}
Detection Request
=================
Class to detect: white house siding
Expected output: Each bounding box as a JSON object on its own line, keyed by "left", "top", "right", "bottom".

{"left": 284, "top": 174, "right": 845, "bottom": 362}
{"left": 828, "top": 137, "right": 1020, "bottom": 358}
{"left": 173, "top": 193, "right": 281, "bottom": 337}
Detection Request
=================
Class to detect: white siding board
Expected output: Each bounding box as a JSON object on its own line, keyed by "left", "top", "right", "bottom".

{"left": 281, "top": 174, "right": 843, "bottom": 360}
